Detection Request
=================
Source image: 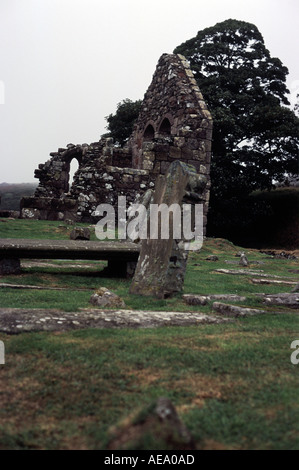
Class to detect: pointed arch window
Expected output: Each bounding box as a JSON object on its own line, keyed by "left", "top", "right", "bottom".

{"left": 143, "top": 124, "right": 155, "bottom": 141}
{"left": 158, "top": 118, "right": 171, "bottom": 136}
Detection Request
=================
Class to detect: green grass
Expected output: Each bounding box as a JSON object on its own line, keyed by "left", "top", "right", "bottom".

{"left": 0, "top": 218, "right": 99, "bottom": 240}
{"left": 0, "top": 218, "right": 299, "bottom": 449}
{"left": 0, "top": 219, "right": 298, "bottom": 312}
{"left": 1, "top": 316, "right": 298, "bottom": 450}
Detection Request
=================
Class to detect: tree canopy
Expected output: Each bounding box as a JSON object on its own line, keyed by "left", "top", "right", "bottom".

{"left": 104, "top": 99, "right": 142, "bottom": 146}
{"left": 103, "top": 21, "right": 298, "bottom": 241}
{"left": 174, "top": 19, "right": 299, "bottom": 238}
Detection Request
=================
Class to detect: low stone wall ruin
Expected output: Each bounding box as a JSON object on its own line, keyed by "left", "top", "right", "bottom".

{"left": 21, "top": 53, "right": 213, "bottom": 233}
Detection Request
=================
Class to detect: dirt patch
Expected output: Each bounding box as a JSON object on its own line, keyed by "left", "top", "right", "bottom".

{"left": 0, "top": 369, "right": 42, "bottom": 429}
{"left": 175, "top": 373, "right": 247, "bottom": 415}
{"left": 174, "top": 374, "right": 223, "bottom": 410}
{"left": 128, "top": 368, "right": 164, "bottom": 387}
{"left": 201, "top": 438, "right": 240, "bottom": 450}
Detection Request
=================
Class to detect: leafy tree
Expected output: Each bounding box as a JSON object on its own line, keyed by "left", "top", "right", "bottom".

{"left": 174, "top": 19, "right": 299, "bottom": 239}
{"left": 104, "top": 99, "right": 142, "bottom": 146}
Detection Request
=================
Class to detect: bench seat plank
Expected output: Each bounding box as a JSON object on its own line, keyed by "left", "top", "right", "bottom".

{"left": 0, "top": 238, "right": 140, "bottom": 261}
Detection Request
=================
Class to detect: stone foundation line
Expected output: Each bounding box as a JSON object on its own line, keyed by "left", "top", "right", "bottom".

{"left": 0, "top": 308, "right": 232, "bottom": 334}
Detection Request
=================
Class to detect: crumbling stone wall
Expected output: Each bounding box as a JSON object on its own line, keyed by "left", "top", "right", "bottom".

{"left": 22, "top": 139, "right": 153, "bottom": 222}
{"left": 21, "top": 53, "right": 212, "bottom": 230}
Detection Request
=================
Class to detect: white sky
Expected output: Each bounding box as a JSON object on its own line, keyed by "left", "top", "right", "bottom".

{"left": 0, "top": 0, "right": 298, "bottom": 183}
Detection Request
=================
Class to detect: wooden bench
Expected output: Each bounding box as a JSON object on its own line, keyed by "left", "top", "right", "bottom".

{"left": 0, "top": 238, "right": 140, "bottom": 277}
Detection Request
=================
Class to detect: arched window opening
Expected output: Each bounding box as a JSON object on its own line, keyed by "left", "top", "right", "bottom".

{"left": 68, "top": 158, "right": 79, "bottom": 190}
{"left": 143, "top": 124, "right": 155, "bottom": 142}
{"left": 159, "top": 118, "right": 171, "bottom": 136}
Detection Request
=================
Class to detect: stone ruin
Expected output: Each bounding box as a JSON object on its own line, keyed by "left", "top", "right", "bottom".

{"left": 21, "top": 53, "right": 213, "bottom": 236}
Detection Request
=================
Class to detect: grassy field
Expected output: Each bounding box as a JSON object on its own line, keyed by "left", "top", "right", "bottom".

{"left": 0, "top": 218, "right": 299, "bottom": 450}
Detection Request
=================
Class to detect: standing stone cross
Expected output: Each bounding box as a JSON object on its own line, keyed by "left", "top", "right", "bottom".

{"left": 129, "top": 160, "right": 206, "bottom": 298}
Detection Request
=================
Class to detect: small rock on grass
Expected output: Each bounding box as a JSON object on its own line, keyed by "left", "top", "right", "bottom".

{"left": 70, "top": 227, "right": 90, "bottom": 240}
{"left": 107, "top": 397, "right": 195, "bottom": 450}
{"left": 89, "top": 287, "right": 126, "bottom": 308}
{"left": 239, "top": 252, "right": 249, "bottom": 266}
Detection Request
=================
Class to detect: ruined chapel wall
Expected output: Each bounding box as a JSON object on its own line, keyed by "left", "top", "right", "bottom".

{"left": 130, "top": 54, "right": 213, "bottom": 176}
{"left": 22, "top": 139, "right": 153, "bottom": 221}
{"left": 21, "top": 53, "right": 212, "bottom": 226}
{"left": 129, "top": 53, "right": 212, "bottom": 227}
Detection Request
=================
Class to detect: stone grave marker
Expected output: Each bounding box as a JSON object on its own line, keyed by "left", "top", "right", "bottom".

{"left": 129, "top": 160, "right": 206, "bottom": 298}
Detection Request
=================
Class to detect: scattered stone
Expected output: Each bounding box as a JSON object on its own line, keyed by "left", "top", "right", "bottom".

{"left": 260, "top": 250, "right": 298, "bottom": 260}
{"left": 89, "top": 287, "right": 126, "bottom": 308}
{"left": 291, "top": 283, "right": 299, "bottom": 293}
{"left": 107, "top": 397, "right": 196, "bottom": 450}
{"left": 239, "top": 252, "right": 249, "bottom": 266}
{"left": 183, "top": 294, "right": 208, "bottom": 305}
{"left": 205, "top": 255, "right": 218, "bottom": 261}
{"left": 215, "top": 268, "right": 286, "bottom": 278}
{"left": 183, "top": 294, "right": 246, "bottom": 306}
{"left": 260, "top": 293, "right": 299, "bottom": 309}
{"left": 212, "top": 302, "right": 267, "bottom": 317}
{"left": 226, "top": 259, "right": 265, "bottom": 265}
{"left": 70, "top": 227, "right": 90, "bottom": 240}
{"left": 251, "top": 278, "right": 298, "bottom": 286}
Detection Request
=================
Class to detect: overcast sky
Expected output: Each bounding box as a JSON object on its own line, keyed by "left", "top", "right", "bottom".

{"left": 0, "top": 0, "right": 298, "bottom": 183}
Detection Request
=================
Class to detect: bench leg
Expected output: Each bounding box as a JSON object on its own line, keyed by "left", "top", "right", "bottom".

{"left": 0, "top": 258, "right": 21, "bottom": 275}
{"left": 104, "top": 260, "right": 137, "bottom": 278}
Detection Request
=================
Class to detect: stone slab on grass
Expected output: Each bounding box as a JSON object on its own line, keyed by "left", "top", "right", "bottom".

{"left": 183, "top": 294, "right": 246, "bottom": 306}
{"left": 0, "top": 308, "right": 232, "bottom": 333}
{"left": 251, "top": 278, "right": 298, "bottom": 286}
{"left": 215, "top": 268, "right": 286, "bottom": 278}
{"left": 212, "top": 302, "right": 267, "bottom": 317}
{"left": 260, "top": 293, "right": 299, "bottom": 309}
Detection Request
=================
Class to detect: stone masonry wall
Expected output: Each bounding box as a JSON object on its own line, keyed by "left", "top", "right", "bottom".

{"left": 21, "top": 138, "right": 153, "bottom": 222}
{"left": 129, "top": 53, "right": 213, "bottom": 228}
{"left": 130, "top": 54, "right": 212, "bottom": 174}
{"left": 21, "top": 53, "right": 212, "bottom": 231}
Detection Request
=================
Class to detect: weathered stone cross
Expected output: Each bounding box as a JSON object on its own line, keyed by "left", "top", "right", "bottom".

{"left": 129, "top": 160, "right": 207, "bottom": 298}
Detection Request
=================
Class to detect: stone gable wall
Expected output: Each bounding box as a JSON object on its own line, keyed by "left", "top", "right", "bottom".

{"left": 130, "top": 53, "right": 212, "bottom": 177}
